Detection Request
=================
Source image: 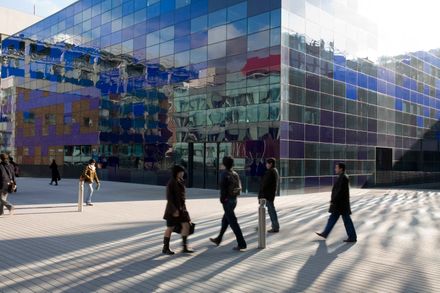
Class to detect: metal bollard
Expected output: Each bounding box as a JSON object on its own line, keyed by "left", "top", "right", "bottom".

{"left": 258, "top": 198, "right": 266, "bottom": 249}
{"left": 78, "top": 181, "right": 84, "bottom": 212}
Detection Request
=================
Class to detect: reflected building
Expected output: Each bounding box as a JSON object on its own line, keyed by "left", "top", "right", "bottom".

{"left": 1, "top": 0, "right": 439, "bottom": 193}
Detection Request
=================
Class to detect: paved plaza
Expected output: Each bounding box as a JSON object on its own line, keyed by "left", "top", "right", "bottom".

{"left": 0, "top": 178, "right": 439, "bottom": 292}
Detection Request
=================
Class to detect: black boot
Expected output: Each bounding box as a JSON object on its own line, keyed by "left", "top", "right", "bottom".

{"left": 182, "top": 236, "right": 194, "bottom": 253}
{"left": 162, "top": 237, "right": 175, "bottom": 255}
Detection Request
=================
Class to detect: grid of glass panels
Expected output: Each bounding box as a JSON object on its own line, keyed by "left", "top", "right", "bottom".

{"left": 1, "top": 0, "right": 282, "bottom": 191}
{"left": 280, "top": 0, "right": 440, "bottom": 194}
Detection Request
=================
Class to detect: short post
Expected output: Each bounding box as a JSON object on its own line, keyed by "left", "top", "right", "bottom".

{"left": 258, "top": 198, "right": 266, "bottom": 249}
{"left": 78, "top": 180, "right": 84, "bottom": 212}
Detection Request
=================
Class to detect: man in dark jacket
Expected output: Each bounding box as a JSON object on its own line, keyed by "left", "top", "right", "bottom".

{"left": 0, "top": 154, "right": 15, "bottom": 216}
{"left": 316, "top": 163, "right": 357, "bottom": 242}
{"left": 258, "top": 158, "right": 280, "bottom": 232}
{"left": 210, "top": 156, "right": 247, "bottom": 251}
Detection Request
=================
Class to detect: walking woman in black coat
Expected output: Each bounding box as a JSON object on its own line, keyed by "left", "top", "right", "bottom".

{"left": 49, "top": 160, "right": 61, "bottom": 185}
{"left": 162, "top": 165, "right": 194, "bottom": 255}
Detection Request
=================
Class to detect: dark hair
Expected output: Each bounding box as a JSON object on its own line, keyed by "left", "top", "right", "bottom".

{"left": 336, "top": 162, "right": 346, "bottom": 172}
{"left": 172, "top": 165, "right": 186, "bottom": 178}
{"left": 0, "top": 154, "right": 7, "bottom": 161}
{"left": 266, "top": 157, "right": 276, "bottom": 168}
{"left": 89, "top": 159, "right": 96, "bottom": 164}
{"left": 222, "top": 156, "right": 234, "bottom": 170}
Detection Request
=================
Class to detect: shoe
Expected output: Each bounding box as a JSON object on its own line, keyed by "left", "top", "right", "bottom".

{"left": 49, "top": 183, "right": 53, "bottom": 185}
{"left": 182, "top": 247, "right": 194, "bottom": 253}
{"left": 86, "top": 203, "right": 94, "bottom": 206}
{"left": 8, "top": 206, "right": 14, "bottom": 215}
{"left": 315, "top": 232, "right": 327, "bottom": 239}
{"left": 343, "top": 239, "right": 357, "bottom": 243}
{"left": 268, "top": 229, "right": 279, "bottom": 233}
{"left": 232, "top": 246, "right": 246, "bottom": 251}
{"left": 162, "top": 247, "right": 175, "bottom": 255}
{"left": 209, "top": 237, "right": 221, "bottom": 246}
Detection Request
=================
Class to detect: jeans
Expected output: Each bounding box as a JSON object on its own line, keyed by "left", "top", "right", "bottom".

{"left": 0, "top": 192, "right": 12, "bottom": 215}
{"left": 266, "top": 200, "right": 280, "bottom": 230}
{"left": 85, "top": 183, "right": 94, "bottom": 204}
{"left": 322, "top": 212, "right": 357, "bottom": 240}
{"left": 217, "top": 198, "right": 247, "bottom": 248}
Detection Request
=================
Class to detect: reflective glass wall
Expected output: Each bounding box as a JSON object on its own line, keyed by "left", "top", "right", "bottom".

{"left": 1, "top": 0, "right": 282, "bottom": 191}
{"left": 280, "top": 0, "right": 440, "bottom": 194}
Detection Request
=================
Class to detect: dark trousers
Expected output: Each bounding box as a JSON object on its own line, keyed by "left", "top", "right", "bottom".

{"left": 50, "top": 177, "right": 58, "bottom": 185}
{"left": 322, "top": 212, "right": 357, "bottom": 240}
{"left": 217, "top": 198, "right": 247, "bottom": 248}
{"left": 266, "top": 200, "right": 280, "bottom": 230}
{"left": 0, "top": 192, "right": 12, "bottom": 215}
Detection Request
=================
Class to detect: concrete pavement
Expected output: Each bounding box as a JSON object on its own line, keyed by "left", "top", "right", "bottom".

{"left": 0, "top": 178, "right": 439, "bottom": 292}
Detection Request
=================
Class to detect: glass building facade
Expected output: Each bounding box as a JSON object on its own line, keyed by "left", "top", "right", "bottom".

{"left": 1, "top": 0, "right": 440, "bottom": 194}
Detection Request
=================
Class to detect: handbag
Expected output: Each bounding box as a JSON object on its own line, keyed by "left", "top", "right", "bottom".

{"left": 173, "top": 222, "right": 196, "bottom": 235}
{"left": 7, "top": 181, "right": 17, "bottom": 193}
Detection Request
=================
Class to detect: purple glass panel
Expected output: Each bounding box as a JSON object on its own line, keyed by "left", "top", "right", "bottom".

{"left": 358, "top": 146, "right": 368, "bottom": 160}
{"left": 346, "top": 130, "right": 357, "bottom": 144}
{"left": 305, "top": 177, "right": 319, "bottom": 187}
{"left": 289, "top": 141, "right": 304, "bottom": 158}
{"left": 358, "top": 131, "right": 368, "bottom": 145}
{"left": 368, "top": 133, "right": 377, "bottom": 145}
{"left": 290, "top": 123, "right": 304, "bottom": 141}
{"left": 305, "top": 125, "right": 319, "bottom": 141}
{"left": 320, "top": 110, "right": 333, "bottom": 126}
{"left": 280, "top": 122, "right": 288, "bottom": 140}
{"left": 280, "top": 140, "right": 289, "bottom": 158}
{"left": 320, "top": 176, "right": 333, "bottom": 187}
{"left": 334, "top": 112, "right": 345, "bottom": 128}
{"left": 320, "top": 126, "right": 333, "bottom": 143}
{"left": 367, "top": 119, "right": 377, "bottom": 132}
{"left": 334, "top": 128, "right": 345, "bottom": 144}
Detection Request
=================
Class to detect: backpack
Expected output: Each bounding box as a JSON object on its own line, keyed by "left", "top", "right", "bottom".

{"left": 227, "top": 170, "right": 242, "bottom": 197}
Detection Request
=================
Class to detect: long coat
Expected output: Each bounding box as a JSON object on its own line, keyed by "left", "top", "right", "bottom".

{"left": 0, "top": 161, "right": 14, "bottom": 194}
{"left": 50, "top": 162, "right": 60, "bottom": 180}
{"left": 163, "top": 178, "right": 190, "bottom": 222}
{"left": 329, "top": 173, "right": 352, "bottom": 215}
{"left": 258, "top": 168, "right": 279, "bottom": 202}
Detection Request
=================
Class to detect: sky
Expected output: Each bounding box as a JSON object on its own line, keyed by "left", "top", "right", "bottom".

{"left": 0, "top": 0, "right": 438, "bottom": 57}
{"left": 0, "top": 0, "right": 76, "bottom": 17}
{"left": 357, "top": 0, "right": 439, "bottom": 56}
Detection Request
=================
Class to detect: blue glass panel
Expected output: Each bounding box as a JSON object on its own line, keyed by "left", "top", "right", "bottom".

{"left": 227, "top": 19, "right": 247, "bottom": 39}
{"left": 247, "top": 30, "right": 270, "bottom": 51}
{"left": 333, "top": 65, "right": 345, "bottom": 82}
{"left": 346, "top": 69, "right": 357, "bottom": 85}
{"left": 417, "top": 116, "right": 423, "bottom": 128}
{"left": 270, "top": 9, "right": 281, "bottom": 28}
{"left": 175, "top": 6, "right": 191, "bottom": 23}
{"left": 358, "top": 73, "right": 367, "bottom": 88}
{"left": 175, "top": 20, "right": 190, "bottom": 38}
{"left": 395, "top": 99, "right": 403, "bottom": 111}
{"left": 191, "top": 31, "right": 208, "bottom": 48}
{"left": 122, "top": 0, "right": 134, "bottom": 16}
{"left": 146, "top": 17, "right": 160, "bottom": 33}
{"left": 368, "top": 77, "right": 377, "bottom": 91}
{"left": 248, "top": 12, "right": 270, "bottom": 34}
{"left": 346, "top": 84, "right": 357, "bottom": 100}
{"left": 191, "top": 0, "right": 208, "bottom": 17}
{"left": 135, "top": 0, "right": 147, "bottom": 10}
{"left": 208, "top": 8, "right": 226, "bottom": 28}
{"left": 191, "top": 15, "right": 207, "bottom": 33}
{"left": 410, "top": 91, "right": 418, "bottom": 103}
{"left": 147, "top": 3, "right": 160, "bottom": 19}
{"left": 161, "top": 0, "right": 175, "bottom": 13}
{"left": 176, "top": 0, "right": 191, "bottom": 9}
{"left": 227, "top": 1, "right": 247, "bottom": 22}
{"left": 160, "top": 12, "right": 175, "bottom": 28}
{"left": 401, "top": 88, "right": 410, "bottom": 101}
{"left": 333, "top": 54, "right": 345, "bottom": 66}
{"left": 175, "top": 36, "right": 191, "bottom": 52}
{"left": 424, "top": 107, "right": 429, "bottom": 117}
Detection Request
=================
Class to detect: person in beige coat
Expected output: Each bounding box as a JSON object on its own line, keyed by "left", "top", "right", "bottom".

{"left": 81, "top": 159, "right": 100, "bottom": 206}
